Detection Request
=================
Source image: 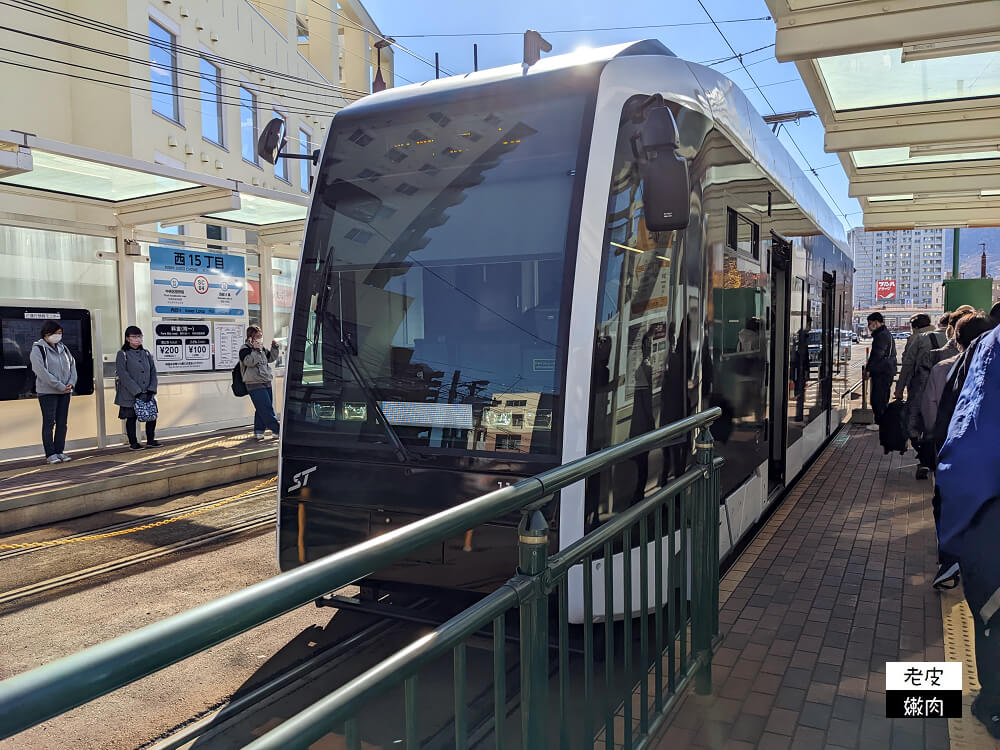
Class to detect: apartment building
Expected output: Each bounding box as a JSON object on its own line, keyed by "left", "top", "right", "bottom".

{"left": 850, "top": 228, "right": 946, "bottom": 308}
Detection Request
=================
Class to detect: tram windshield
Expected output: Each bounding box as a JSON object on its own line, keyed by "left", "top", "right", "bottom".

{"left": 284, "top": 85, "right": 591, "bottom": 458}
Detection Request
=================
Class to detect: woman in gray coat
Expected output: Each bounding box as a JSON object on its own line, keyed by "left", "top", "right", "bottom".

{"left": 115, "top": 325, "right": 159, "bottom": 450}
{"left": 30, "top": 320, "right": 78, "bottom": 464}
{"left": 241, "top": 325, "right": 280, "bottom": 440}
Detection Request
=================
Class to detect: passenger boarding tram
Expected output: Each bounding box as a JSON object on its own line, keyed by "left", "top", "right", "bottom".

{"left": 277, "top": 40, "right": 853, "bottom": 622}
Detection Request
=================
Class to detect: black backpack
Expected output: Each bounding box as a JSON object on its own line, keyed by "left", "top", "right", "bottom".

{"left": 878, "top": 400, "right": 908, "bottom": 455}
{"left": 231, "top": 346, "right": 250, "bottom": 397}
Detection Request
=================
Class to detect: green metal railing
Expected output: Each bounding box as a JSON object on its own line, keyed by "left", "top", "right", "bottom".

{"left": 0, "top": 408, "right": 723, "bottom": 749}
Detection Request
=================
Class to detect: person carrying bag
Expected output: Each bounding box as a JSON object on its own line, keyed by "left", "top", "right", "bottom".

{"left": 240, "top": 325, "right": 281, "bottom": 440}
{"left": 115, "top": 326, "right": 160, "bottom": 450}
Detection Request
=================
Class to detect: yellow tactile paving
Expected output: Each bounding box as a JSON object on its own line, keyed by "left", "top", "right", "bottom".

{"left": 941, "top": 585, "right": 1000, "bottom": 749}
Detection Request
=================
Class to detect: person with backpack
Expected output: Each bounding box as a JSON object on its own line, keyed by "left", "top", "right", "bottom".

{"left": 240, "top": 325, "right": 280, "bottom": 440}
{"left": 115, "top": 326, "right": 159, "bottom": 450}
{"left": 936, "top": 322, "right": 1000, "bottom": 739}
{"left": 29, "top": 320, "right": 78, "bottom": 464}
{"left": 865, "top": 312, "right": 897, "bottom": 430}
{"left": 895, "top": 313, "right": 944, "bottom": 478}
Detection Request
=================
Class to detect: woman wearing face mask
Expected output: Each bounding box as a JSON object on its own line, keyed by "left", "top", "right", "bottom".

{"left": 240, "top": 325, "right": 280, "bottom": 440}
{"left": 29, "top": 320, "right": 78, "bottom": 464}
{"left": 115, "top": 325, "right": 159, "bottom": 450}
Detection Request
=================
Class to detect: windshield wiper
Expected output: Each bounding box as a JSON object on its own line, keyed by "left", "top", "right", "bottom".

{"left": 313, "top": 266, "right": 413, "bottom": 463}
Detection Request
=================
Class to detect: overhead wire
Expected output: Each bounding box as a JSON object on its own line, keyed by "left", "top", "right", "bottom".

{"left": 2, "top": 0, "right": 361, "bottom": 95}
{"left": 388, "top": 16, "right": 774, "bottom": 38}
{"left": 694, "top": 0, "right": 856, "bottom": 231}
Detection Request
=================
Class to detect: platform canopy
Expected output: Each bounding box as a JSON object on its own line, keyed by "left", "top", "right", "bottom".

{"left": 0, "top": 130, "right": 308, "bottom": 244}
{"left": 765, "top": 0, "right": 1000, "bottom": 230}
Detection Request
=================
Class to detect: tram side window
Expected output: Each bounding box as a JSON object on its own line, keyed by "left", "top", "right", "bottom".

{"left": 727, "top": 208, "right": 759, "bottom": 260}
{"left": 585, "top": 101, "right": 692, "bottom": 531}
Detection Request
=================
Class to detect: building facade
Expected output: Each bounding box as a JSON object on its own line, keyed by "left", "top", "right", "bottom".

{"left": 850, "top": 228, "right": 946, "bottom": 309}
{"left": 0, "top": 0, "right": 391, "bottom": 459}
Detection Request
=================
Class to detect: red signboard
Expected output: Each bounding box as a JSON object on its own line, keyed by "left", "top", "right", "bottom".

{"left": 876, "top": 279, "right": 897, "bottom": 300}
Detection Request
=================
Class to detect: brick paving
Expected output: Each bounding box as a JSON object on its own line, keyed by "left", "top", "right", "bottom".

{"left": 651, "top": 424, "right": 949, "bottom": 750}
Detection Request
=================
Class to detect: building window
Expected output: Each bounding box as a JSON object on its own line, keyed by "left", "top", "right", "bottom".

{"left": 511, "top": 413, "right": 524, "bottom": 428}
{"left": 149, "top": 19, "right": 180, "bottom": 122}
{"left": 240, "top": 87, "right": 258, "bottom": 165}
{"left": 299, "top": 128, "right": 312, "bottom": 193}
{"left": 206, "top": 224, "right": 226, "bottom": 250}
{"left": 495, "top": 435, "right": 522, "bottom": 451}
{"left": 296, "top": 14, "right": 309, "bottom": 43}
{"left": 272, "top": 109, "right": 289, "bottom": 182}
{"left": 727, "top": 208, "right": 759, "bottom": 259}
{"left": 199, "top": 58, "right": 224, "bottom": 146}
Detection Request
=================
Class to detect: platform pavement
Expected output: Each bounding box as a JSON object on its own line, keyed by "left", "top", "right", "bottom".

{"left": 0, "top": 428, "right": 277, "bottom": 533}
{"left": 648, "top": 424, "right": 998, "bottom": 750}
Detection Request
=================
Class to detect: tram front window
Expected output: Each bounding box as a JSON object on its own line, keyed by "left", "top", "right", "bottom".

{"left": 284, "top": 87, "right": 590, "bottom": 458}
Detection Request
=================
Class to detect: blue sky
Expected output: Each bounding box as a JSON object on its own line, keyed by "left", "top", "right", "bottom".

{"left": 363, "top": 0, "right": 863, "bottom": 233}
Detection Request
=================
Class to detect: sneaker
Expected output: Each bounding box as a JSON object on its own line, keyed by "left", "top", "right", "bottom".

{"left": 129, "top": 443, "right": 145, "bottom": 451}
{"left": 146, "top": 440, "right": 161, "bottom": 448}
{"left": 916, "top": 465, "right": 929, "bottom": 480}
{"left": 865, "top": 424, "right": 880, "bottom": 431}
{"left": 58, "top": 453, "right": 72, "bottom": 462}
{"left": 932, "top": 562, "right": 961, "bottom": 590}
{"left": 254, "top": 433, "right": 266, "bottom": 442}
{"left": 46, "top": 454, "right": 61, "bottom": 464}
{"left": 972, "top": 697, "right": 1000, "bottom": 739}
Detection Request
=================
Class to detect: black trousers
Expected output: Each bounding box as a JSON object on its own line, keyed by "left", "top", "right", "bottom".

{"left": 38, "top": 393, "right": 70, "bottom": 457}
{"left": 125, "top": 417, "right": 156, "bottom": 445}
{"left": 871, "top": 375, "right": 892, "bottom": 422}
{"left": 930, "top": 486, "right": 959, "bottom": 568}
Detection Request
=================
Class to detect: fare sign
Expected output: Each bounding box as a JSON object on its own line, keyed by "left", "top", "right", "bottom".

{"left": 154, "top": 322, "right": 212, "bottom": 373}
{"left": 876, "top": 279, "right": 897, "bottom": 300}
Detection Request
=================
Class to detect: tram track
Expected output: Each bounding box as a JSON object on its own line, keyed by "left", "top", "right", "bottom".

{"left": 0, "top": 509, "right": 276, "bottom": 606}
{"left": 0, "top": 486, "right": 276, "bottom": 562}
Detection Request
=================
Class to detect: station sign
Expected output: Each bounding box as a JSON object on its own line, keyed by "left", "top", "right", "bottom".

{"left": 153, "top": 322, "right": 212, "bottom": 373}
{"left": 150, "top": 246, "right": 246, "bottom": 317}
{"left": 876, "top": 279, "right": 897, "bottom": 300}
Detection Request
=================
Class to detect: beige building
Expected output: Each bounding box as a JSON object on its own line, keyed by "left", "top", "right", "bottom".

{"left": 0, "top": 0, "right": 392, "bottom": 459}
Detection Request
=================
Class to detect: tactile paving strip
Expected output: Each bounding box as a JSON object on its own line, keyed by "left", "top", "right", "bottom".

{"left": 940, "top": 584, "right": 1000, "bottom": 749}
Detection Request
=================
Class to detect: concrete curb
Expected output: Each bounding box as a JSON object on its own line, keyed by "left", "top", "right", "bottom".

{"left": 0, "top": 448, "right": 278, "bottom": 534}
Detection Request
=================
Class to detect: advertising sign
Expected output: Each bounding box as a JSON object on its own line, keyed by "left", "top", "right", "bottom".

{"left": 154, "top": 322, "right": 212, "bottom": 373}
{"left": 876, "top": 279, "right": 897, "bottom": 300}
{"left": 213, "top": 322, "right": 245, "bottom": 371}
{"left": 150, "top": 246, "right": 246, "bottom": 317}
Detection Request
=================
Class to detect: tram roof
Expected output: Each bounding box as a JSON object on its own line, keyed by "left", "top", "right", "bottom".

{"left": 345, "top": 39, "right": 850, "bottom": 254}
{"left": 765, "top": 0, "right": 1000, "bottom": 231}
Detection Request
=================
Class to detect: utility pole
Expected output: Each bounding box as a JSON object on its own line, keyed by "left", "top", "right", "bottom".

{"left": 952, "top": 228, "right": 961, "bottom": 280}
{"left": 435, "top": 52, "right": 440, "bottom": 79}
{"left": 473, "top": 43, "right": 478, "bottom": 72}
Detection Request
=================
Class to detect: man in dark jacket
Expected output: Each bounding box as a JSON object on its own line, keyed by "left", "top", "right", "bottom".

{"left": 865, "top": 312, "right": 897, "bottom": 428}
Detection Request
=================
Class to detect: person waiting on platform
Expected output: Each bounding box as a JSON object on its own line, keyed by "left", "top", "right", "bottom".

{"left": 864, "top": 312, "right": 897, "bottom": 431}
{"left": 241, "top": 325, "right": 281, "bottom": 441}
{"left": 936, "top": 321, "right": 1000, "bottom": 738}
{"left": 921, "top": 312, "right": 995, "bottom": 591}
{"left": 115, "top": 326, "right": 159, "bottom": 450}
{"left": 29, "top": 320, "right": 78, "bottom": 464}
{"left": 894, "top": 313, "right": 939, "bottom": 479}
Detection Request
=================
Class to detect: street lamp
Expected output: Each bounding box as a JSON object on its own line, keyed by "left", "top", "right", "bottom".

{"left": 373, "top": 37, "right": 394, "bottom": 93}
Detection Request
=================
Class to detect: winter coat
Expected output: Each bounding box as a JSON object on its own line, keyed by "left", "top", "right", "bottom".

{"left": 895, "top": 324, "right": 936, "bottom": 397}
{"left": 867, "top": 326, "right": 897, "bottom": 380}
{"left": 241, "top": 342, "right": 278, "bottom": 387}
{"left": 920, "top": 354, "right": 958, "bottom": 435}
{"left": 114, "top": 347, "right": 158, "bottom": 407}
{"left": 29, "top": 338, "right": 78, "bottom": 395}
{"left": 937, "top": 325, "right": 1000, "bottom": 558}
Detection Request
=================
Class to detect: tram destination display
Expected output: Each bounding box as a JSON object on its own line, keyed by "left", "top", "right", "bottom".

{"left": 153, "top": 322, "right": 212, "bottom": 373}
{"left": 150, "top": 246, "right": 246, "bottom": 317}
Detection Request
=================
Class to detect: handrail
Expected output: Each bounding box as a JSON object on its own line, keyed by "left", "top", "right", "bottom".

{"left": 0, "top": 407, "right": 722, "bottom": 740}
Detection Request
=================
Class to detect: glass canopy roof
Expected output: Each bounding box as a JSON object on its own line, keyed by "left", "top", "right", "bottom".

{"left": 205, "top": 193, "right": 307, "bottom": 226}
{"left": 1, "top": 150, "right": 199, "bottom": 200}
{"left": 816, "top": 49, "right": 1000, "bottom": 111}
{"left": 852, "top": 147, "right": 1000, "bottom": 169}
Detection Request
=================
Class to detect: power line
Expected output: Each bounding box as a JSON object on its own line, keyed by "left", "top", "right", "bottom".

{"left": 0, "top": 45, "right": 346, "bottom": 115}
{"left": 698, "top": 42, "right": 774, "bottom": 66}
{"left": 695, "top": 0, "right": 853, "bottom": 230}
{"left": 388, "top": 16, "right": 773, "bottom": 38}
{"left": 3, "top": 0, "right": 359, "bottom": 95}
{"left": 0, "top": 57, "right": 342, "bottom": 119}
{"left": 0, "top": 29, "right": 359, "bottom": 107}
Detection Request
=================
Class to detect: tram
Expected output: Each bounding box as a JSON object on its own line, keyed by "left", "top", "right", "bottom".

{"left": 275, "top": 40, "right": 853, "bottom": 621}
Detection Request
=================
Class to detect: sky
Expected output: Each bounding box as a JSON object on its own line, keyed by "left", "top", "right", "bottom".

{"left": 362, "top": 0, "right": 863, "bottom": 234}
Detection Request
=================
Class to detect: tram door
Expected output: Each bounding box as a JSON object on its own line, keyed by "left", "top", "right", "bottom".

{"left": 767, "top": 234, "right": 792, "bottom": 492}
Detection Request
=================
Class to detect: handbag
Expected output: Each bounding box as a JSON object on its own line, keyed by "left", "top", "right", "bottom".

{"left": 134, "top": 393, "right": 158, "bottom": 422}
